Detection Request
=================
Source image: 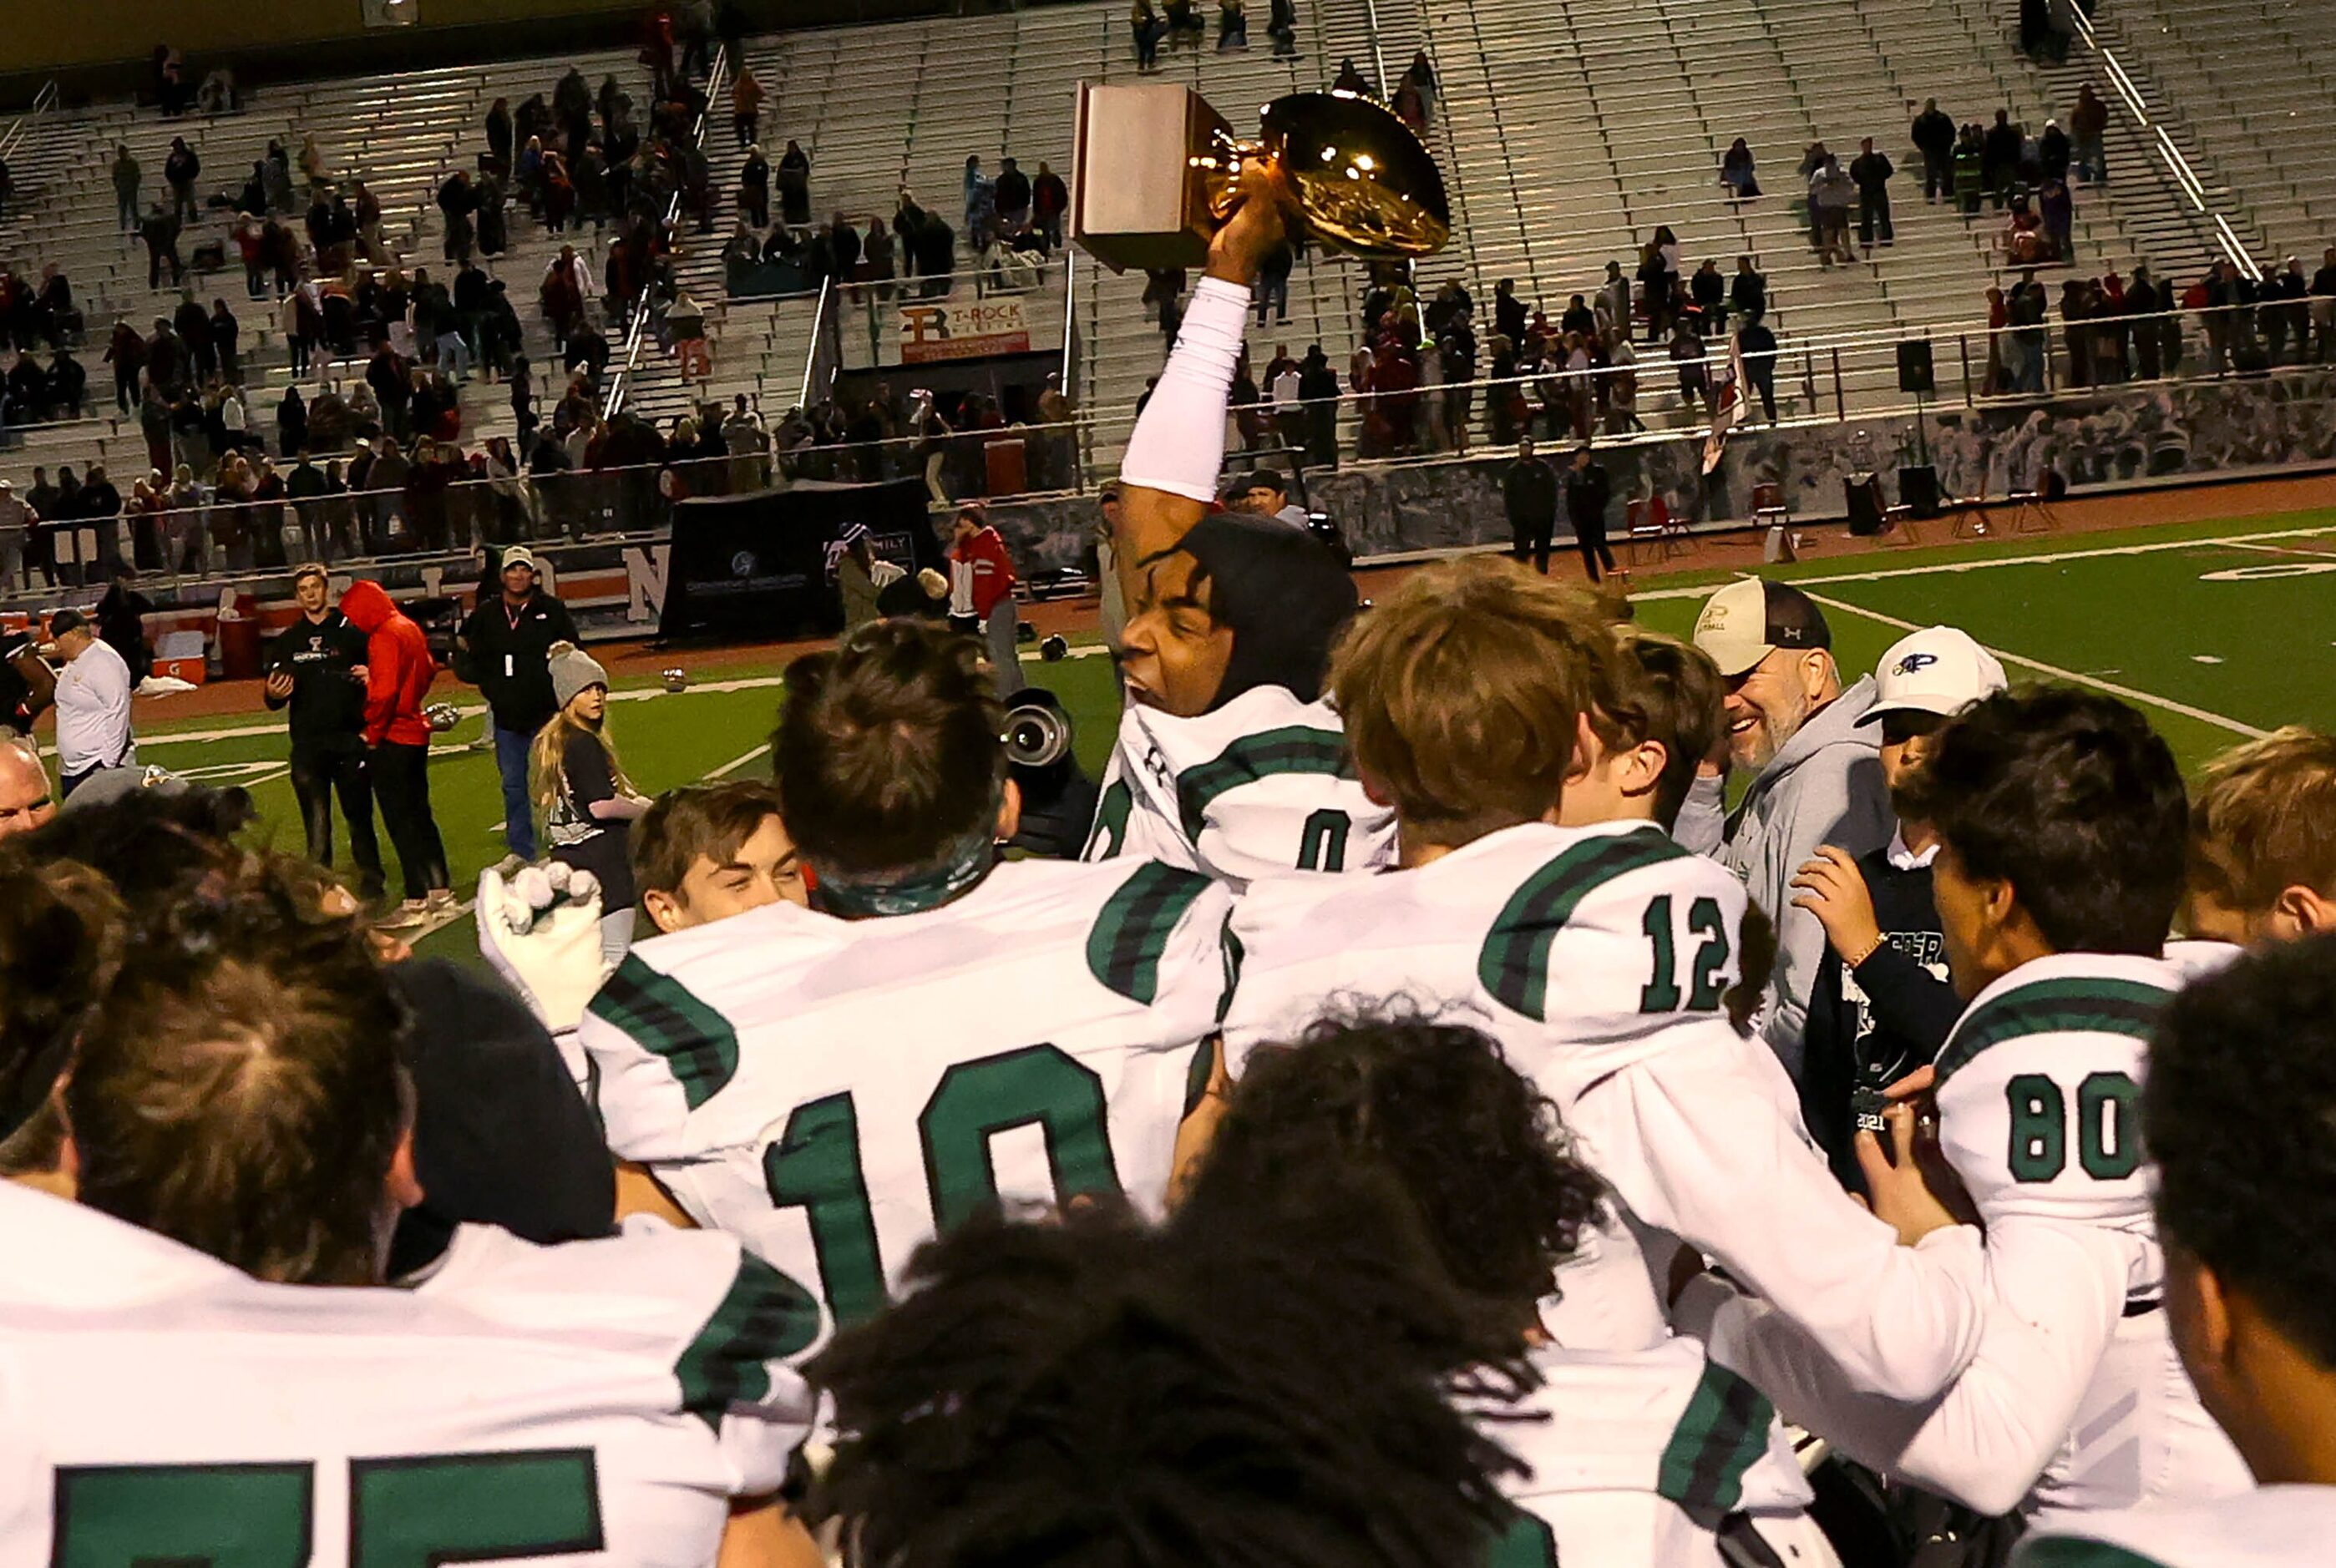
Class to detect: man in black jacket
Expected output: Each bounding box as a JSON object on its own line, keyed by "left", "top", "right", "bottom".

{"left": 1500, "top": 437, "right": 1558, "bottom": 574}
{"left": 458, "top": 545, "right": 577, "bottom": 862}
{"left": 1562, "top": 445, "right": 1614, "bottom": 583}
{"left": 265, "top": 562, "right": 385, "bottom": 901}
{"left": 1848, "top": 136, "right": 1894, "bottom": 250}
{"left": 1789, "top": 625, "right": 2004, "bottom": 1191}
{"left": 1911, "top": 99, "right": 1956, "bottom": 202}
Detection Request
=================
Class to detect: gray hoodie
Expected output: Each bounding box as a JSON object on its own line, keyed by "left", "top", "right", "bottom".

{"left": 1716, "top": 675, "right": 1895, "bottom": 1080}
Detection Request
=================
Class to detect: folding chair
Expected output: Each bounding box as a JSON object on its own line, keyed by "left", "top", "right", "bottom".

{"left": 1626, "top": 495, "right": 1686, "bottom": 567}
{"left": 2007, "top": 488, "right": 2062, "bottom": 534}
{"left": 1945, "top": 493, "right": 1992, "bottom": 538}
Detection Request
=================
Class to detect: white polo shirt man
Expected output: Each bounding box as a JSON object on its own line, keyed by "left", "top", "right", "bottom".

{"left": 49, "top": 609, "right": 136, "bottom": 795}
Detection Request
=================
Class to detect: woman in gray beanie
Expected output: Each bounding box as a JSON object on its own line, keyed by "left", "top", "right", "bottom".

{"left": 531, "top": 641, "right": 651, "bottom": 962}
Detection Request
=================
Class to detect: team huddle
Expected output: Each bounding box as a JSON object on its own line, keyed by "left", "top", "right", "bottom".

{"left": 4, "top": 168, "right": 2336, "bottom": 1568}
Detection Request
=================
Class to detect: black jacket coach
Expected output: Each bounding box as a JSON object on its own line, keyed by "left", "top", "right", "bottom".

{"left": 458, "top": 588, "right": 579, "bottom": 736}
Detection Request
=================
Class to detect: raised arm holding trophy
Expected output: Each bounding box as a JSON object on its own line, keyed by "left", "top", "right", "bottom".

{"left": 1072, "top": 81, "right": 1451, "bottom": 594}
{"left": 1068, "top": 83, "right": 1447, "bottom": 895}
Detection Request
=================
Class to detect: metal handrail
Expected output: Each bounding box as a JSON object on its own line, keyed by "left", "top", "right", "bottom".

{"left": 606, "top": 44, "right": 728, "bottom": 417}
{"left": 0, "top": 80, "right": 60, "bottom": 165}
{"left": 2064, "top": 5, "right": 2261, "bottom": 281}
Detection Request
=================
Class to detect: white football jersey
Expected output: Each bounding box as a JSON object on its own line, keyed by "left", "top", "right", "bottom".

{"left": 1707, "top": 953, "right": 2247, "bottom": 1525}
{"left": 2013, "top": 1487, "right": 2336, "bottom": 1568}
{"left": 1227, "top": 820, "right": 1989, "bottom": 1404}
{"left": 1084, "top": 684, "right": 1396, "bottom": 892}
{"left": 1929, "top": 953, "right": 2248, "bottom": 1519}
{"left": 0, "top": 1183, "right": 816, "bottom": 1568}
{"left": 581, "top": 857, "right": 1232, "bottom": 1349}
{"left": 1487, "top": 1338, "right": 1813, "bottom": 1568}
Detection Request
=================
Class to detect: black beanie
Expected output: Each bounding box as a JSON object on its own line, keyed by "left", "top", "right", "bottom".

{"left": 1177, "top": 513, "right": 1359, "bottom": 710}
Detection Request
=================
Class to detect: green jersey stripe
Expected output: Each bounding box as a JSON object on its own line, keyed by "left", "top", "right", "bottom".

{"left": 1086, "top": 776, "right": 1133, "bottom": 860}
{"left": 1935, "top": 976, "right": 2172, "bottom": 1085}
{"left": 1174, "top": 726, "right": 1354, "bottom": 839}
{"left": 1478, "top": 831, "right": 1690, "bottom": 1021}
{"left": 587, "top": 953, "right": 742, "bottom": 1110}
{"left": 1086, "top": 862, "right": 1214, "bottom": 1004}
{"left": 1654, "top": 1361, "right": 1775, "bottom": 1515}
{"left": 674, "top": 1252, "right": 823, "bottom": 1429}
{"left": 2013, "top": 1540, "right": 2168, "bottom": 1568}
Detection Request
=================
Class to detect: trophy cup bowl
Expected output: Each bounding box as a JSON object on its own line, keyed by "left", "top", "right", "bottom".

{"left": 1072, "top": 83, "right": 1449, "bottom": 272}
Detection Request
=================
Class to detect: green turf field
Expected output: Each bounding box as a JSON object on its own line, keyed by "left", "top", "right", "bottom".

{"left": 114, "top": 504, "right": 2336, "bottom": 959}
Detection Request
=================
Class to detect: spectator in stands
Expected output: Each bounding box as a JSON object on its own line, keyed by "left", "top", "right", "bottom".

{"left": 1738, "top": 313, "right": 1780, "bottom": 422}
{"left": 49, "top": 350, "right": 87, "bottom": 422}
{"left": 484, "top": 94, "right": 514, "bottom": 171}
{"left": 1849, "top": 137, "right": 1894, "bottom": 250}
{"left": 1982, "top": 109, "right": 2020, "bottom": 208}
{"left": 1032, "top": 160, "right": 1069, "bottom": 247}
{"left": 1334, "top": 57, "right": 1372, "bottom": 96}
{"left": 2031, "top": 123, "right": 2069, "bottom": 202}
{"left": 2070, "top": 84, "right": 2109, "bottom": 185}
{"left": 737, "top": 144, "right": 772, "bottom": 230}
{"left": 0, "top": 482, "right": 33, "bottom": 593}
{"left": 995, "top": 157, "right": 1031, "bottom": 234}
{"left": 139, "top": 205, "right": 183, "bottom": 291}
{"left": 163, "top": 137, "right": 199, "bottom": 226}
{"left": 104, "top": 320, "right": 144, "bottom": 416}
{"left": 1689, "top": 260, "right": 1725, "bottom": 336}
{"left": 2039, "top": 175, "right": 2074, "bottom": 260}
{"left": 1132, "top": 0, "right": 1165, "bottom": 68}
{"left": 732, "top": 65, "right": 763, "bottom": 149}
{"left": 778, "top": 139, "right": 812, "bottom": 226}
{"left": 1809, "top": 155, "right": 1857, "bottom": 267}
{"left": 109, "top": 144, "right": 141, "bottom": 233}
{"left": 2310, "top": 249, "right": 2336, "bottom": 362}
{"left": 209, "top": 299, "right": 240, "bottom": 385}
{"left": 1267, "top": 0, "right": 1298, "bottom": 53}
{"left": 1720, "top": 137, "right": 1760, "bottom": 199}
{"left": 1725, "top": 256, "right": 1766, "bottom": 329}
{"left": 1909, "top": 99, "right": 1954, "bottom": 203}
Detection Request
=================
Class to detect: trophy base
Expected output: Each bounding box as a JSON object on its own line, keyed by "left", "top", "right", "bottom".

{"left": 1071, "top": 82, "right": 1238, "bottom": 274}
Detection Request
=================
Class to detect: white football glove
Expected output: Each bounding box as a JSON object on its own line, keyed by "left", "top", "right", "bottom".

{"left": 477, "top": 860, "right": 611, "bottom": 1033}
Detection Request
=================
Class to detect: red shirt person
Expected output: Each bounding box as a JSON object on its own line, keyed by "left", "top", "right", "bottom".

{"left": 946, "top": 503, "right": 1021, "bottom": 699}
{"left": 341, "top": 579, "right": 451, "bottom": 919}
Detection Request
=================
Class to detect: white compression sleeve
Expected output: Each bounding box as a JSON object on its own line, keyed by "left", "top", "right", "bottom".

{"left": 1117, "top": 275, "right": 1249, "bottom": 503}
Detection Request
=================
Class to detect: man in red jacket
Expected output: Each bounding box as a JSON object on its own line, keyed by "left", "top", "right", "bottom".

{"left": 342, "top": 579, "right": 451, "bottom": 925}
{"left": 947, "top": 503, "right": 1019, "bottom": 699}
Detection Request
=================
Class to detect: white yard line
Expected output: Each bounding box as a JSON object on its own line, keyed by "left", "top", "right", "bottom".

{"left": 704, "top": 741, "right": 771, "bottom": 778}
{"left": 1798, "top": 591, "right": 2269, "bottom": 738}
{"left": 1625, "top": 522, "right": 2336, "bottom": 603}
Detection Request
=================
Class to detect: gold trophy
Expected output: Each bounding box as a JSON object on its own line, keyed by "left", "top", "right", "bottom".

{"left": 1071, "top": 84, "right": 1450, "bottom": 272}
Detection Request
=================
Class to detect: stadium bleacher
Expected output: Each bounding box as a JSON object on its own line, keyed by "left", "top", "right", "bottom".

{"left": 0, "top": 0, "right": 2310, "bottom": 535}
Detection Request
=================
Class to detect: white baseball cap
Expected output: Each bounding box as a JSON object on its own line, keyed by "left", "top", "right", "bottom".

{"left": 1858, "top": 626, "right": 2008, "bottom": 724}
{"left": 1692, "top": 577, "right": 1832, "bottom": 679}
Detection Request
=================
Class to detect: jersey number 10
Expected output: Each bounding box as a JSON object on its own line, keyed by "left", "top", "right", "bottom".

{"left": 763, "top": 1044, "right": 1122, "bottom": 1328}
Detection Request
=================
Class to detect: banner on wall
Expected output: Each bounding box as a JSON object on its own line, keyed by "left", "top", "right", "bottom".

{"left": 655, "top": 478, "right": 942, "bottom": 643}
{"left": 897, "top": 298, "right": 1031, "bottom": 363}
